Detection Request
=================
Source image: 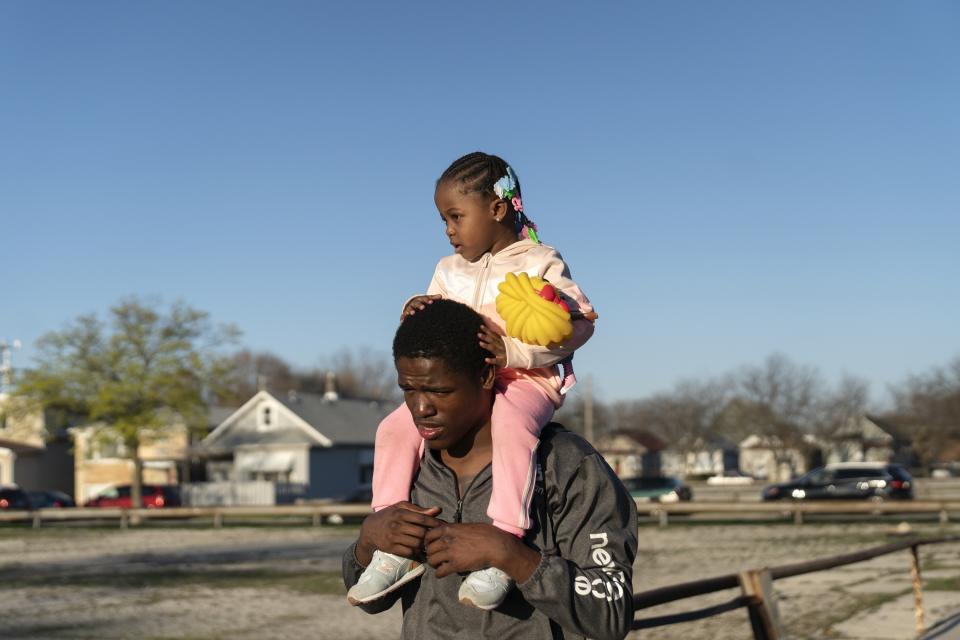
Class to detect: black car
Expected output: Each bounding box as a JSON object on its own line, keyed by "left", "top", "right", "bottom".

{"left": 0, "top": 487, "right": 33, "bottom": 510}
{"left": 762, "top": 463, "right": 914, "bottom": 501}
{"left": 27, "top": 490, "right": 76, "bottom": 508}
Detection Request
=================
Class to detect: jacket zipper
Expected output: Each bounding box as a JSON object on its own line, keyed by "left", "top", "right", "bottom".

{"left": 428, "top": 453, "right": 492, "bottom": 523}
{"left": 471, "top": 253, "right": 492, "bottom": 310}
{"left": 453, "top": 467, "right": 491, "bottom": 523}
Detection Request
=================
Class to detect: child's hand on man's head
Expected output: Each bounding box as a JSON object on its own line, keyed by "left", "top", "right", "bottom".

{"left": 401, "top": 294, "right": 442, "bottom": 321}
{"left": 478, "top": 324, "right": 507, "bottom": 367}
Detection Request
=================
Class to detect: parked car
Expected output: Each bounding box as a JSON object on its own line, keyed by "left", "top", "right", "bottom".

{"left": 0, "top": 487, "right": 32, "bottom": 510}
{"left": 27, "top": 490, "right": 76, "bottom": 508}
{"left": 622, "top": 476, "right": 693, "bottom": 503}
{"left": 83, "top": 485, "right": 182, "bottom": 508}
{"left": 761, "top": 463, "right": 914, "bottom": 501}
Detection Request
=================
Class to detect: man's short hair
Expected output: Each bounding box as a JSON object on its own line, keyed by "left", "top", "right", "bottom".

{"left": 393, "top": 299, "right": 492, "bottom": 378}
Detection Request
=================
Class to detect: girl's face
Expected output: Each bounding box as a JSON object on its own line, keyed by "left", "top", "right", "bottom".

{"left": 434, "top": 181, "right": 516, "bottom": 262}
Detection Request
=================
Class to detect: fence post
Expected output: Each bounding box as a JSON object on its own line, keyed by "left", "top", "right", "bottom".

{"left": 739, "top": 569, "right": 783, "bottom": 640}
{"left": 32, "top": 512, "right": 41, "bottom": 529}
{"left": 910, "top": 545, "right": 925, "bottom": 635}
{"left": 793, "top": 507, "right": 803, "bottom": 526}
{"left": 940, "top": 509, "right": 949, "bottom": 525}
{"left": 120, "top": 510, "right": 129, "bottom": 530}
{"left": 658, "top": 509, "right": 668, "bottom": 528}
{"left": 312, "top": 509, "right": 321, "bottom": 527}
{"left": 213, "top": 509, "right": 223, "bottom": 529}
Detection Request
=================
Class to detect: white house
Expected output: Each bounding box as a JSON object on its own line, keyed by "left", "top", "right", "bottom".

{"left": 660, "top": 436, "right": 740, "bottom": 479}
{"left": 738, "top": 434, "right": 811, "bottom": 482}
{"left": 194, "top": 388, "right": 391, "bottom": 502}
{"left": 594, "top": 429, "right": 666, "bottom": 478}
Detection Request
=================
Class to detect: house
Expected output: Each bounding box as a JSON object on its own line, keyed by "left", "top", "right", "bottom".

{"left": 738, "top": 434, "right": 811, "bottom": 482}
{"left": 0, "top": 435, "right": 42, "bottom": 486}
{"left": 194, "top": 388, "right": 391, "bottom": 502}
{"left": 660, "top": 435, "right": 740, "bottom": 479}
{"left": 71, "top": 405, "right": 234, "bottom": 504}
{"left": 594, "top": 429, "right": 666, "bottom": 478}
{"left": 823, "top": 415, "right": 902, "bottom": 465}
{"left": 861, "top": 414, "right": 919, "bottom": 467}
{"left": 0, "top": 397, "right": 75, "bottom": 496}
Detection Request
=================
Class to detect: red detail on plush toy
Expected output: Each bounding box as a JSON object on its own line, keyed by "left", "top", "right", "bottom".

{"left": 538, "top": 284, "right": 557, "bottom": 301}
{"left": 557, "top": 300, "right": 570, "bottom": 313}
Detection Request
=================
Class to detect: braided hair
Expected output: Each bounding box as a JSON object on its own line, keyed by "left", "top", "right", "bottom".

{"left": 437, "top": 152, "right": 539, "bottom": 243}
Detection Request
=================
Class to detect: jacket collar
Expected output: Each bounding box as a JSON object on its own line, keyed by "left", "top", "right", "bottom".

{"left": 451, "top": 239, "right": 541, "bottom": 265}
{"left": 421, "top": 447, "right": 494, "bottom": 484}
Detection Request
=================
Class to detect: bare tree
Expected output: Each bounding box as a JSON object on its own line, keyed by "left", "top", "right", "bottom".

{"left": 304, "top": 347, "right": 400, "bottom": 402}
{"left": 889, "top": 355, "right": 960, "bottom": 468}
{"left": 816, "top": 374, "right": 870, "bottom": 443}
{"left": 221, "top": 347, "right": 400, "bottom": 404}
{"left": 223, "top": 350, "right": 297, "bottom": 401}
{"left": 614, "top": 379, "right": 731, "bottom": 461}
{"left": 554, "top": 393, "right": 611, "bottom": 438}
{"left": 735, "top": 353, "right": 823, "bottom": 476}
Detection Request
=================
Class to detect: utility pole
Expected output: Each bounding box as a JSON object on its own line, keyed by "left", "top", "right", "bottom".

{"left": 584, "top": 374, "right": 594, "bottom": 443}
{"left": 0, "top": 338, "right": 21, "bottom": 399}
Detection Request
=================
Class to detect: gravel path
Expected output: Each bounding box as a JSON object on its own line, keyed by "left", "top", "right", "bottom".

{"left": 0, "top": 522, "right": 957, "bottom": 639}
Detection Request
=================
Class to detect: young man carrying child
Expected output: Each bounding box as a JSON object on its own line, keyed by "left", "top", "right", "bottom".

{"left": 341, "top": 300, "right": 637, "bottom": 640}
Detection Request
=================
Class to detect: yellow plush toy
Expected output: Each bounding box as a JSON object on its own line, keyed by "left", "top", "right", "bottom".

{"left": 495, "top": 272, "right": 574, "bottom": 347}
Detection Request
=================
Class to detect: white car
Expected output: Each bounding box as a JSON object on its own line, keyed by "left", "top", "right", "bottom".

{"left": 706, "top": 473, "right": 755, "bottom": 486}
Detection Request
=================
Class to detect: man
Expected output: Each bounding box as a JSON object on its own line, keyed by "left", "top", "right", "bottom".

{"left": 341, "top": 300, "right": 637, "bottom": 640}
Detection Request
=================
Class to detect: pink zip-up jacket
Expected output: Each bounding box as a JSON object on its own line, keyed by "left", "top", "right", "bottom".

{"left": 413, "top": 239, "right": 595, "bottom": 408}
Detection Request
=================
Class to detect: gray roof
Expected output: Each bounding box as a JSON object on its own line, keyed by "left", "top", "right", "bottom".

{"left": 865, "top": 414, "right": 914, "bottom": 443}
{"left": 208, "top": 405, "right": 239, "bottom": 428}
{"left": 277, "top": 392, "right": 392, "bottom": 446}
{"left": 197, "top": 392, "right": 393, "bottom": 455}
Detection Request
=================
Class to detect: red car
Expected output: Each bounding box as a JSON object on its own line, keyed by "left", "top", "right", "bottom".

{"left": 83, "top": 484, "right": 181, "bottom": 508}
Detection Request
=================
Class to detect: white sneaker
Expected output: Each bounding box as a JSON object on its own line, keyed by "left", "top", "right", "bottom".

{"left": 347, "top": 550, "right": 425, "bottom": 605}
{"left": 458, "top": 566, "right": 514, "bottom": 610}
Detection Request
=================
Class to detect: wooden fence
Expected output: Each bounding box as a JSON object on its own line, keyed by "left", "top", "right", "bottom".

{"left": 1, "top": 500, "right": 959, "bottom": 529}
{"left": 0, "top": 503, "right": 372, "bottom": 529}
{"left": 2, "top": 501, "right": 959, "bottom": 637}
{"left": 632, "top": 535, "right": 960, "bottom": 639}
{"left": 635, "top": 499, "right": 960, "bottom": 527}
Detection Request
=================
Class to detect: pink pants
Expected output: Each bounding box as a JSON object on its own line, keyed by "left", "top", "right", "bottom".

{"left": 371, "top": 375, "right": 555, "bottom": 537}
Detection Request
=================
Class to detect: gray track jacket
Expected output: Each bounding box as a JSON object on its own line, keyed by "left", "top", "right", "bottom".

{"left": 342, "top": 425, "right": 638, "bottom": 640}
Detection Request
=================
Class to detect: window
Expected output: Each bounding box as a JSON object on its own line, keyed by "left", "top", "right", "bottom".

{"left": 253, "top": 470, "right": 290, "bottom": 483}
{"left": 835, "top": 468, "right": 883, "bottom": 480}
{"left": 257, "top": 403, "right": 277, "bottom": 431}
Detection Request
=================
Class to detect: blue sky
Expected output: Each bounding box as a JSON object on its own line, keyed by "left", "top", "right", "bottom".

{"left": 2, "top": 2, "right": 958, "bottom": 405}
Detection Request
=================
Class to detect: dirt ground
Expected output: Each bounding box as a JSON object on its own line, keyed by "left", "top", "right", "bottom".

{"left": 0, "top": 521, "right": 958, "bottom": 639}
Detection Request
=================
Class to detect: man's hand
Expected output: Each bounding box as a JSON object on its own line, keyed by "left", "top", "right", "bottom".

{"left": 401, "top": 295, "right": 442, "bottom": 321}
{"left": 478, "top": 324, "right": 507, "bottom": 367}
{"left": 423, "top": 523, "right": 541, "bottom": 582}
{"left": 356, "top": 502, "right": 445, "bottom": 567}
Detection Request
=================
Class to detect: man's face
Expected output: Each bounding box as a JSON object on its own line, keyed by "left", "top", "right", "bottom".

{"left": 396, "top": 356, "right": 494, "bottom": 451}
